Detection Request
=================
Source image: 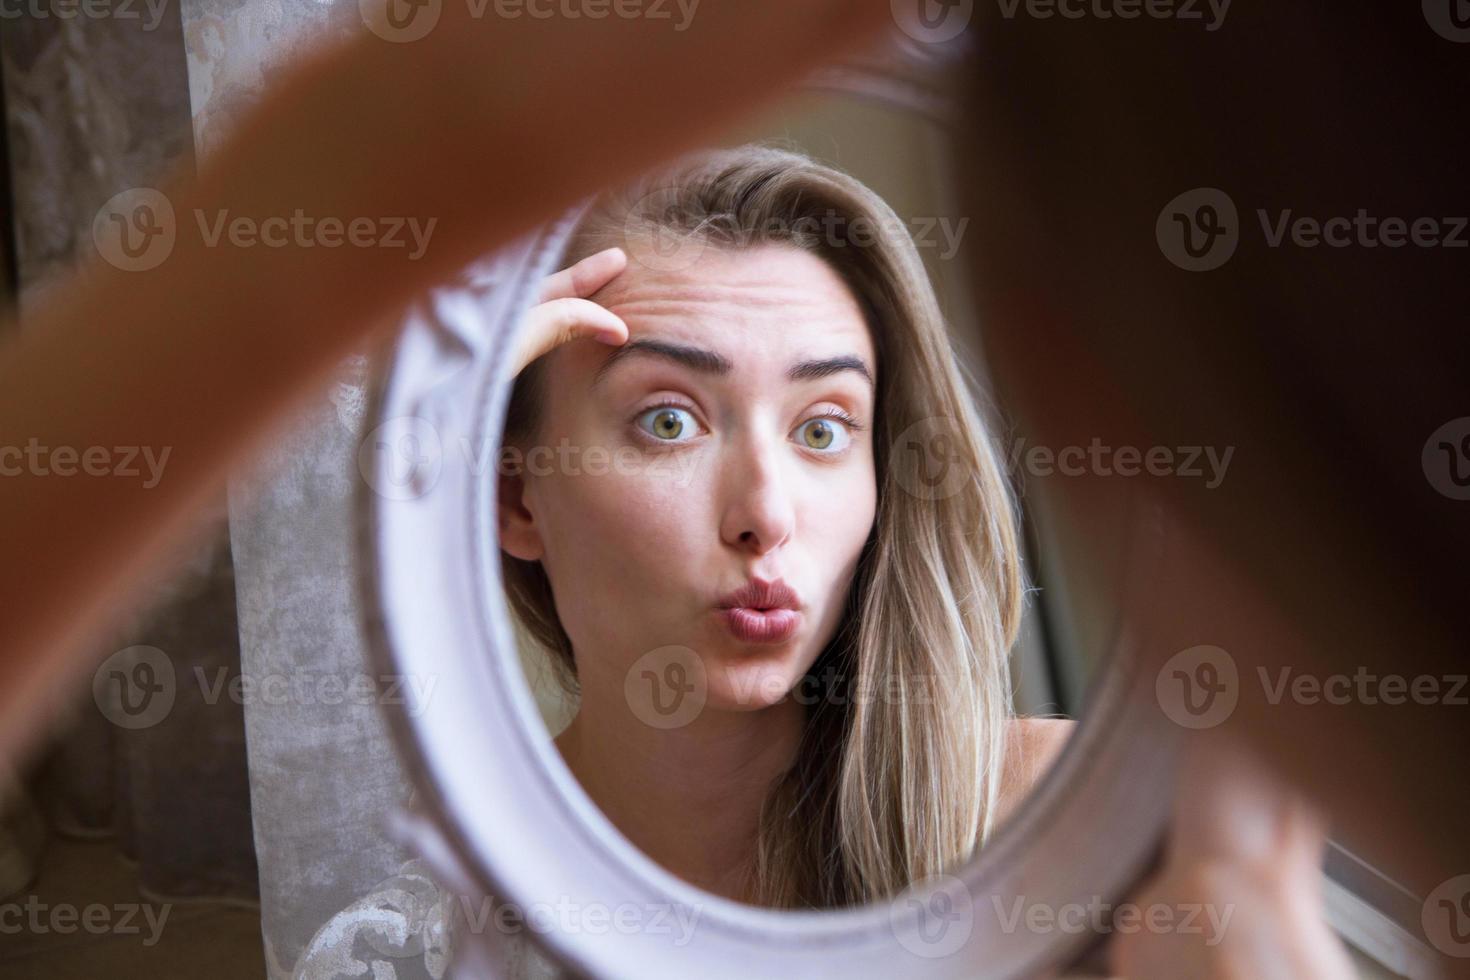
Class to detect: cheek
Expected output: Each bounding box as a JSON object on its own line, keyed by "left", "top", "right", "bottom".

{"left": 531, "top": 455, "right": 707, "bottom": 594}
{"left": 804, "top": 466, "right": 877, "bottom": 608}
{"left": 849, "top": 470, "right": 879, "bottom": 548}
{"left": 805, "top": 454, "right": 877, "bottom": 549}
{"left": 591, "top": 473, "right": 697, "bottom": 556}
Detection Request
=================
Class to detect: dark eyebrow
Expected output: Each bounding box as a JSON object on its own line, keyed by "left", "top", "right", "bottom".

{"left": 590, "top": 339, "right": 874, "bottom": 391}
{"left": 787, "top": 354, "right": 874, "bottom": 389}
{"left": 590, "top": 339, "right": 732, "bottom": 389}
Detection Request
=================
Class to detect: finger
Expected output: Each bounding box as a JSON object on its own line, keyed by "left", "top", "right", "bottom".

{"left": 514, "top": 297, "right": 628, "bottom": 371}
{"left": 538, "top": 247, "right": 628, "bottom": 303}
{"left": 535, "top": 297, "right": 628, "bottom": 344}
{"left": 1171, "top": 733, "right": 1323, "bottom": 872}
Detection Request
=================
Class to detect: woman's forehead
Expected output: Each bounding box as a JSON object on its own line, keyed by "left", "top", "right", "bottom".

{"left": 591, "top": 243, "right": 873, "bottom": 356}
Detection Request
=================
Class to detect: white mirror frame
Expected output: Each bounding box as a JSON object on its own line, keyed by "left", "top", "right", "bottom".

{"left": 354, "top": 204, "right": 1182, "bottom": 979}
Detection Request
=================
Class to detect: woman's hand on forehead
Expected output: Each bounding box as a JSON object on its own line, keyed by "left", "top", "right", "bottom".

{"left": 512, "top": 247, "right": 632, "bottom": 378}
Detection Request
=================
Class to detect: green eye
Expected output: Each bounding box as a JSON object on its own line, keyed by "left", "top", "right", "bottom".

{"left": 636, "top": 406, "right": 696, "bottom": 441}
{"left": 796, "top": 416, "right": 851, "bottom": 453}
{"left": 803, "top": 419, "right": 834, "bottom": 449}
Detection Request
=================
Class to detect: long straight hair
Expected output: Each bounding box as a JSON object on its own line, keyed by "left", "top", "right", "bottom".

{"left": 499, "top": 143, "right": 1023, "bottom": 909}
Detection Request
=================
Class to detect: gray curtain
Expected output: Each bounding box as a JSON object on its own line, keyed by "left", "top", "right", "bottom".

{"left": 180, "top": 2, "right": 482, "bottom": 977}
{"left": 221, "top": 354, "right": 432, "bottom": 977}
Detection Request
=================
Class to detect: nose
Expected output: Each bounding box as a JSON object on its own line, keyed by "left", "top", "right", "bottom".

{"left": 718, "top": 424, "right": 796, "bottom": 557}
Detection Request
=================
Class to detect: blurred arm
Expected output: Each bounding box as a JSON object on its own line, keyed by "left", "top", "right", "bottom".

{"left": 0, "top": 1, "right": 892, "bottom": 763}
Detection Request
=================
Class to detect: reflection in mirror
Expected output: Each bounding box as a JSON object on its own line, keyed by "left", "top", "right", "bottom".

{"left": 493, "top": 99, "right": 1087, "bottom": 913}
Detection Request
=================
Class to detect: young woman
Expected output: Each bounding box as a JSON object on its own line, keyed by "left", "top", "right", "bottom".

{"left": 496, "top": 144, "right": 1071, "bottom": 910}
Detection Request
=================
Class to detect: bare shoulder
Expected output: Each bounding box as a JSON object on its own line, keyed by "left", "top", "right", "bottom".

{"left": 1008, "top": 717, "right": 1075, "bottom": 772}
{"left": 991, "top": 717, "right": 1077, "bottom": 830}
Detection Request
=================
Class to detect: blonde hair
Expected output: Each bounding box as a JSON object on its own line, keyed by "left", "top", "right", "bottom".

{"left": 500, "top": 143, "right": 1023, "bottom": 909}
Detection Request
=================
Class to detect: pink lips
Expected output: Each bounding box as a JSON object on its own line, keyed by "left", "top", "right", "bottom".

{"left": 719, "top": 607, "right": 800, "bottom": 644}
{"left": 715, "top": 577, "right": 802, "bottom": 644}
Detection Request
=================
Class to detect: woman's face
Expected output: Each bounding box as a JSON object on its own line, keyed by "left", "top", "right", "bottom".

{"left": 500, "top": 242, "right": 879, "bottom": 714}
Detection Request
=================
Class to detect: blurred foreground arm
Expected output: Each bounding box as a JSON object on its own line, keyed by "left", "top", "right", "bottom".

{"left": 0, "top": 1, "right": 891, "bottom": 762}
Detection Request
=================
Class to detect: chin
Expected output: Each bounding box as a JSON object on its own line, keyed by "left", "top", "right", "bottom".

{"left": 701, "top": 651, "right": 809, "bottom": 713}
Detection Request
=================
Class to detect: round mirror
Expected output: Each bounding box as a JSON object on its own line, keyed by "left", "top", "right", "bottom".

{"left": 356, "top": 41, "right": 1181, "bottom": 980}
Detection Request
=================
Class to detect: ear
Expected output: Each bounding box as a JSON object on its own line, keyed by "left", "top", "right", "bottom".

{"left": 497, "top": 460, "right": 545, "bottom": 562}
